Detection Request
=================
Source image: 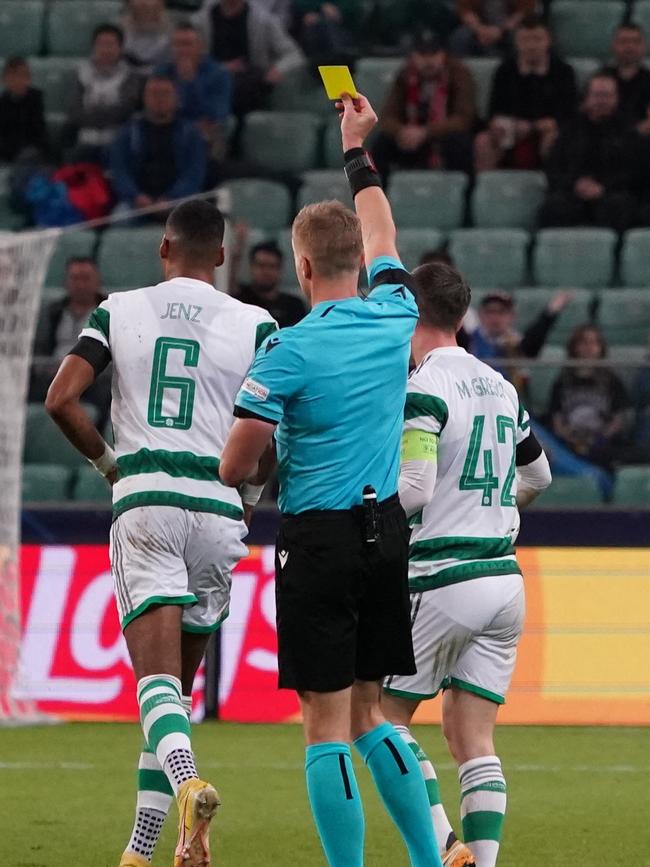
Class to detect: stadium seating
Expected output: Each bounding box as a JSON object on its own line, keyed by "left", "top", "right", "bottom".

{"left": 355, "top": 57, "right": 403, "bottom": 112}
{"left": 568, "top": 57, "right": 600, "bottom": 93}
{"left": 614, "top": 465, "right": 650, "bottom": 506}
{"left": 29, "top": 57, "right": 80, "bottom": 115}
{"left": 608, "top": 344, "right": 648, "bottom": 391}
{"left": 449, "top": 229, "right": 530, "bottom": 289}
{"left": 515, "top": 287, "right": 595, "bottom": 345}
{"left": 44, "top": 229, "right": 97, "bottom": 289}
{"left": 388, "top": 171, "right": 468, "bottom": 231}
{"left": 298, "top": 170, "right": 353, "bottom": 210}
{"left": 620, "top": 229, "right": 650, "bottom": 287}
{"left": 550, "top": 1, "right": 626, "bottom": 59}
{"left": 532, "top": 473, "right": 604, "bottom": 507}
{"left": 23, "top": 403, "right": 99, "bottom": 468}
{"left": 322, "top": 115, "right": 344, "bottom": 169}
{"left": 533, "top": 229, "right": 617, "bottom": 288}
{"left": 395, "top": 228, "right": 445, "bottom": 271}
{"left": 270, "top": 65, "right": 331, "bottom": 117}
{"left": 471, "top": 171, "right": 547, "bottom": 230}
{"left": 526, "top": 346, "right": 565, "bottom": 417}
{"left": 47, "top": 0, "right": 122, "bottom": 56}
{"left": 275, "top": 229, "right": 305, "bottom": 295}
{"left": 0, "top": 1, "right": 45, "bottom": 57}
{"left": 464, "top": 57, "right": 500, "bottom": 120}
{"left": 631, "top": 1, "right": 650, "bottom": 34}
{"left": 223, "top": 179, "right": 292, "bottom": 231}
{"left": 72, "top": 465, "right": 112, "bottom": 503}
{"left": 97, "top": 227, "right": 164, "bottom": 289}
{"left": 241, "top": 112, "right": 322, "bottom": 174}
{"left": 22, "top": 464, "right": 71, "bottom": 503}
{"left": 597, "top": 289, "right": 650, "bottom": 344}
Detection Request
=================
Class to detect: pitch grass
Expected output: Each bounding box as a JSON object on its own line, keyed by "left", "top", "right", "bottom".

{"left": 0, "top": 723, "right": 647, "bottom": 867}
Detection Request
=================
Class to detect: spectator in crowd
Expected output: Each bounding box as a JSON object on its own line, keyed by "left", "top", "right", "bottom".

{"left": 109, "top": 74, "right": 207, "bottom": 217}
{"left": 258, "top": 0, "right": 292, "bottom": 29}
{"left": 292, "top": 1, "right": 359, "bottom": 65}
{"left": 0, "top": 58, "right": 48, "bottom": 162}
{"left": 66, "top": 24, "right": 142, "bottom": 161}
{"left": 156, "top": 22, "right": 232, "bottom": 162}
{"left": 467, "top": 289, "right": 572, "bottom": 390}
{"left": 229, "top": 227, "right": 306, "bottom": 327}
{"left": 548, "top": 325, "right": 631, "bottom": 469}
{"left": 120, "top": 0, "right": 172, "bottom": 73}
{"left": 603, "top": 23, "right": 650, "bottom": 131}
{"left": 371, "top": 33, "right": 476, "bottom": 180}
{"left": 539, "top": 74, "right": 637, "bottom": 232}
{"left": 368, "top": 0, "right": 458, "bottom": 50}
{"left": 449, "top": 0, "right": 535, "bottom": 57}
{"left": 193, "top": 0, "right": 303, "bottom": 116}
{"left": 474, "top": 16, "right": 577, "bottom": 171}
{"left": 31, "top": 257, "right": 111, "bottom": 422}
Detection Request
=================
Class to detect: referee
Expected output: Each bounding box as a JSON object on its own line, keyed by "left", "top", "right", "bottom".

{"left": 220, "top": 94, "right": 442, "bottom": 867}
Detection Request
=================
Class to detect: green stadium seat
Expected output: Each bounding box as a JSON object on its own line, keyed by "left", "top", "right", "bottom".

{"left": 464, "top": 57, "right": 500, "bottom": 119}
{"left": 22, "top": 464, "right": 71, "bottom": 503}
{"left": 323, "top": 115, "right": 343, "bottom": 169}
{"left": 471, "top": 171, "right": 546, "bottom": 230}
{"left": 72, "top": 465, "right": 112, "bottom": 503}
{"left": 550, "top": 1, "right": 626, "bottom": 60}
{"left": 608, "top": 344, "right": 648, "bottom": 391}
{"left": 568, "top": 57, "right": 600, "bottom": 93}
{"left": 631, "top": 1, "right": 650, "bottom": 36}
{"left": 222, "top": 179, "right": 291, "bottom": 231}
{"left": 0, "top": 2, "right": 44, "bottom": 57}
{"left": 97, "top": 227, "right": 164, "bottom": 289}
{"left": 620, "top": 230, "right": 650, "bottom": 287}
{"left": 526, "top": 345, "right": 565, "bottom": 416}
{"left": 29, "top": 57, "right": 80, "bottom": 114}
{"left": 597, "top": 289, "right": 650, "bottom": 344}
{"left": 45, "top": 230, "right": 97, "bottom": 289}
{"left": 276, "top": 229, "right": 305, "bottom": 296}
{"left": 297, "top": 170, "right": 353, "bottom": 210}
{"left": 47, "top": 0, "right": 122, "bottom": 56}
{"left": 614, "top": 465, "right": 650, "bottom": 506}
{"left": 241, "top": 112, "right": 322, "bottom": 173}
{"left": 0, "top": 195, "right": 26, "bottom": 231}
{"left": 270, "top": 64, "right": 330, "bottom": 117}
{"left": 355, "top": 57, "right": 403, "bottom": 111}
{"left": 388, "top": 171, "right": 468, "bottom": 231}
{"left": 24, "top": 403, "right": 100, "bottom": 468}
{"left": 533, "top": 229, "right": 617, "bottom": 288}
{"left": 515, "top": 287, "right": 595, "bottom": 346}
{"left": 449, "top": 229, "right": 530, "bottom": 289}
{"left": 396, "top": 228, "right": 445, "bottom": 271}
{"left": 532, "top": 474, "right": 604, "bottom": 507}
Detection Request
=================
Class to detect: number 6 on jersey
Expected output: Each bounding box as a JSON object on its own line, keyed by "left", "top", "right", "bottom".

{"left": 147, "top": 336, "right": 200, "bottom": 430}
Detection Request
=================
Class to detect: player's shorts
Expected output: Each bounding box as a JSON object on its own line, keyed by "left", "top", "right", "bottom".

{"left": 275, "top": 494, "right": 417, "bottom": 693}
{"left": 384, "top": 572, "right": 524, "bottom": 705}
{"left": 110, "top": 505, "right": 248, "bottom": 633}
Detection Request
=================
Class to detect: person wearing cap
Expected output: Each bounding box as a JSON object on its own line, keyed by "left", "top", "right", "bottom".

{"left": 370, "top": 33, "right": 476, "bottom": 181}
{"left": 468, "top": 289, "right": 572, "bottom": 389}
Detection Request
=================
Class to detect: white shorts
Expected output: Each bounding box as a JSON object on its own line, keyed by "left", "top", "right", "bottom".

{"left": 110, "top": 506, "right": 248, "bottom": 633}
{"left": 385, "top": 573, "right": 525, "bottom": 705}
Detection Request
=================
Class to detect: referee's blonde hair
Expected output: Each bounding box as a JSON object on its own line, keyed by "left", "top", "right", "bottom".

{"left": 292, "top": 200, "right": 363, "bottom": 279}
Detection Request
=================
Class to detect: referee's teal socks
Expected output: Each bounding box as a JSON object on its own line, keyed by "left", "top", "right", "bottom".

{"left": 305, "top": 742, "right": 365, "bottom": 867}
{"left": 354, "top": 722, "right": 443, "bottom": 867}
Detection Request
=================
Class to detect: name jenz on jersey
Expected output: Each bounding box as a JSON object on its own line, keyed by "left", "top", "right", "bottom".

{"left": 456, "top": 376, "right": 505, "bottom": 400}
{"left": 160, "top": 302, "right": 202, "bottom": 322}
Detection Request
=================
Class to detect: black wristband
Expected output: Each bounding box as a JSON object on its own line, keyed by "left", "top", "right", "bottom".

{"left": 343, "top": 147, "right": 381, "bottom": 198}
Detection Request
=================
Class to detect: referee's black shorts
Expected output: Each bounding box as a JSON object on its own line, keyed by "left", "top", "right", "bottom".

{"left": 275, "top": 493, "right": 417, "bottom": 693}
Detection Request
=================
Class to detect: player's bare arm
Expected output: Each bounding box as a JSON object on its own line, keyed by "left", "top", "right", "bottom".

{"left": 338, "top": 93, "right": 400, "bottom": 264}
{"left": 220, "top": 417, "right": 277, "bottom": 488}
{"left": 45, "top": 354, "right": 116, "bottom": 481}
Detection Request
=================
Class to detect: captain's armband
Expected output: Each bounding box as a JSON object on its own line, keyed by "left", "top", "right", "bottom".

{"left": 400, "top": 429, "right": 438, "bottom": 463}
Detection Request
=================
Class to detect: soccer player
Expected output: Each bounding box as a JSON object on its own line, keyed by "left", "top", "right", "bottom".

{"left": 219, "top": 95, "right": 443, "bottom": 867}
{"left": 382, "top": 262, "right": 552, "bottom": 867}
{"left": 45, "top": 199, "right": 277, "bottom": 867}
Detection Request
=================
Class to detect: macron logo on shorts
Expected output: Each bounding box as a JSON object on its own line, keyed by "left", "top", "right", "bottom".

{"left": 242, "top": 377, "right": 269, "bottom": 401}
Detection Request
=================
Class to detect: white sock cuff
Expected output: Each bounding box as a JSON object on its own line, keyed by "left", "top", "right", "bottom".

{"left": 458, "top": 755, "right": 504, "bottom": 790}
{"left": 393, "top": 724, "right": 414, "bottom": 742}
{"left": 137, "top": 674, "right": 182, "bottom": 703}
{"left": 182, "top": 695, "right": 192, "bottom": 717}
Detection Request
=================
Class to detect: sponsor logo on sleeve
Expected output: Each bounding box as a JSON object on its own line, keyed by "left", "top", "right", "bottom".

{"left": 242, "top": 377, "right": 270, "bottom": 401}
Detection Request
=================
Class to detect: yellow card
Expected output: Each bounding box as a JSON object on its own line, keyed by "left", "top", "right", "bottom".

{"left": 318, "top": 65, "right": 358, "bottom": 100}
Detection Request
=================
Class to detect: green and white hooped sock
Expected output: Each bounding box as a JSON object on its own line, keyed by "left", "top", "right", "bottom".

{"left": 459, "top": 755, "right": 507, "bottom": 867}
{"left": 138, "top": 675, "right": 198, "bottom": 795}
{"left": 125, "top": 695, "right": 193, "bottom": 861}
{"left": 394, "top": 725, "right": 454, "bottom": 854}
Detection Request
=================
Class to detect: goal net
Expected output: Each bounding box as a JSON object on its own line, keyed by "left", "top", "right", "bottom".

{"left": 0, "top": 229, "right": 58, "bottom": 721}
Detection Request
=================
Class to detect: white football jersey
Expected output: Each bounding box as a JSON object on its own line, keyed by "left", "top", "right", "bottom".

{"left": 404, "top": 346, "right": 530, "bottom": 592}
{"left": 81, "top": 277, "right": 277, "bottom": 519}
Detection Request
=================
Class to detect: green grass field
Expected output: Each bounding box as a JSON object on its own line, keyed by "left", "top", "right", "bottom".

{"left": 0, "top": 723, "right": 647, "bottom": 867}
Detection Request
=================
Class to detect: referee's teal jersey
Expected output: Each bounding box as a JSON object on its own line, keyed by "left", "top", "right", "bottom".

{"left": 234, "top": 255, "right": 418, "bottom": 514}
